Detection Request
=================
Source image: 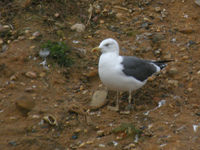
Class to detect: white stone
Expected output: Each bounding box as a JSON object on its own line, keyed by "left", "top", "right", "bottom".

{"left": 71, "top": 23, "right": 85, "bottom": 32}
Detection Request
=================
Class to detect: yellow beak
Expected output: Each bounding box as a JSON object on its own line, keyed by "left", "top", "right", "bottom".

{"left": 92, "top": 47, "right": 101, "bottom": 52}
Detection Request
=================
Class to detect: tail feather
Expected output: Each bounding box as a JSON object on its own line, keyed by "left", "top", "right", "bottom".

{"left": 153, "top": 59, "right": 174, "bottom": 70}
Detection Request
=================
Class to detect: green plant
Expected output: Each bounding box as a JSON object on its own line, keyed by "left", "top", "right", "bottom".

{"left": 41, "top": 41, "right": 73, "bottom": 67}
{"left": 112, "top": 123, "right": 142, "bottom": 137}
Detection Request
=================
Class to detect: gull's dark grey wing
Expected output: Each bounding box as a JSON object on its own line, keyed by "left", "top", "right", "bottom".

{"left": 121, "top": 56, "right": 158, "bottom": 82}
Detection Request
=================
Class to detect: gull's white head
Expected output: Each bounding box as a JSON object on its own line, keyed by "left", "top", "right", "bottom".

{"left": 98, "top": 38, "right": 120, "bottom": 54}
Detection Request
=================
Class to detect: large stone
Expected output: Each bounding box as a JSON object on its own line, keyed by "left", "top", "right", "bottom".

{"left": 16, "top": 96, "right": 35, "bottom": 115}
{"left": 90, "top": 90, "right": 108, "bottom": 109}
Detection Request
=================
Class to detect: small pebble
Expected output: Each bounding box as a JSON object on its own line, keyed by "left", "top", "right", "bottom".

{"left": 25, "top": 87, "right": 34, "bottom": 92}
{"left": 116, "top": 13, "right": 123, "bottom": 20}
{"left": 155, "top": 7, "right": 161, "bottom": 12}
{"left": 25, "top": 71, "right": 37, "bottom": 79}
{"left": 195, "top": 112, "right": 200, "bottom": 116}
{"left": 10, "top": 75, "right": 17, "bottom": 81}
{"left": 187, "top": 88, "right": 193, "bottom": 92}
{"left": 71, "top": 23, "right": 85, "bottom": 32}
{"left": 195, "top": 0, "right": 200, "bottom": 6}
{"left": 182, "top": 55, "right": 189, "bottom": 60}
{"left": 8, "top": 141, "right": 17, "bottom": 146}
{"left": 120, "top": 111, "right": 130, "bottom": 115}
{"left": 0, "top": 38, "right": 3, "bottom": 44}
{"left": 168, "top": 67, "right": 178, "bottom": 76}
{"left": 1, "top": 44, "right": 8, "bottom": 52}
{"left": 100, "top": 20, "right": 105, "bottom": 24}
{"left": 167, "top": 79, "right": 179, "bottom": 87}
{"left": 97, "top": 130, "right": 104, "bottom": 136}
{"left": 32, "top": 31, "right": 41, "bottom": 37}
{"left": 123, "top": 143, "right": 136, "bottom": 149}
{"left": 9, "top": 116, "right": 17, "bottom": 120}
{"left": 86, "top": 140, "right": 94, "bottom": 144}
{"left": 179, "top": 28, "right": 194, "bottom": 34}
{"left": 79, "top": 142, "right": 86, "bottom": 147}
{"left": 39, "top": 72, "right": 46, "bottom": 78}
{"left": 32, "top": 114, "right": 40, "bottom": 119}
{"left": 54, "top": 13, "right": 60, "bottom": 17}
{"left": 74, "top": 128, "right": 81, "bottom": 133}
{"left": 112, "top": 141, "right": 118, "bottom": 146}
{"left": 99, "top": 144, "right": 106, "bottom": 148}
{"left": 72, "top": 135, "right": 78, "bottom": 140}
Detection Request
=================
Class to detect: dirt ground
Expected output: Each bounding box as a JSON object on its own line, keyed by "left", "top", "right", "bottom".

{"left": 0, "top": 0, "right": 200, "bottom": 150}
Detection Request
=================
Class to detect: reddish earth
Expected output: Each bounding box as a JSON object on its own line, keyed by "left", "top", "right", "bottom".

{"left": 0, "top": 0, "right": 200, "bottom": 150}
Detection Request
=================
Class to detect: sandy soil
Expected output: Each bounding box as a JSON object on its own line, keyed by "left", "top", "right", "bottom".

{"left": 0, "top": 0, "right": 200, "bottom": 150}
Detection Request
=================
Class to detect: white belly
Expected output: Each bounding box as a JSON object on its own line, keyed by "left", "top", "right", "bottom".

{"left": 98, "top": 53, "right": 146, "bottom": 91}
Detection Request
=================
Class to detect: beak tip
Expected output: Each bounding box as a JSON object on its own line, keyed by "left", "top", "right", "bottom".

{"left": 92, "top": 47, "right": 100, "bottom": 52}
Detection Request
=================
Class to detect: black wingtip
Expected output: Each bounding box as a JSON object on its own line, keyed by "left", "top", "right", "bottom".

{"left": 153, "top": 59, "right": 174, "bottom": 70}
{"left": 154, "top": 59, "right": 174, "bottom": 63}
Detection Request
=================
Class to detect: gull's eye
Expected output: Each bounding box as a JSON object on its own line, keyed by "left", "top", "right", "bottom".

{"left": 105, "top": 43, "right": 110, "bottom": 47}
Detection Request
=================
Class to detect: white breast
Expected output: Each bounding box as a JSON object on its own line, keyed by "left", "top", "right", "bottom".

{"left": 98, "top": 53, "right": 146, "bottom": 91}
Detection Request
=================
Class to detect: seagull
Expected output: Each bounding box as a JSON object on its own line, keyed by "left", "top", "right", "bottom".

{"left": 92, "top": 38, "right": 172, "bottom": 111}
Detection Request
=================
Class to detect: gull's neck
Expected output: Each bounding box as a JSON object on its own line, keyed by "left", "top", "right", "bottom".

{"left": 102, "top": 50, "right": 119, "bottom": 55}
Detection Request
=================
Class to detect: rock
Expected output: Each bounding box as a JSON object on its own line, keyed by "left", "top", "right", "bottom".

{"left": 116, "top": 13, "right": 123, "bottom": 20}
{"left": 97, "top": 130, "right": 104, "bottom": 136}
{"left": 1, "top": 44, "right": 8, "bottom": 53}
{"left": 168, "top": 67, "right": 178, "bottom": 76}
{"left": 0, "top": 38, "right": 3, "bottom": 45}
{"left": 71, "top": 23, "right": 85, "bottom": 32}
{"left": 32, "top": 31, "right": 41, "bottom": 37}
{"left": 25, "top": 87, "right": 34, "bottom": 92}
{"left": 0, "top": 24, "right": 3, "bottom": 32}
{"left": 195, "top": 112, "right": 200, "bottom": 116}
{"left": 167, "top": 79, "right": 179, "bottom": 87}
{"left": 16, "top": 96, "right": 35, "bottom": 115}
{"left": 71, "top": 135, "right": 78, "bottom": 140}
{"left": 151, "top": 33, "right": 165, "bottom": 43}
{"left": 123, "top": 143, "right": 136, "bottom": 149}
{"left": 54, "top": 13, "right": 60, "bottom": 17}
{"left": 94, "top": 4, "right": 101, "bottom": 14}
{"left": 112, "top": 141, "right": 118, "bottom": 146}
{"left": 86, "top": 140, "right": 94, "bottom": 144}
{"left": 186, "top": 40, "right": 196, "bottom": 47}
{"left": 154, "top": 49, "right": 161, "bottom": 56}
{"left": 85, "top": 69, "right": 98, "bottom": 78}
{"left": 179, "top": 28, "right": 194, "bottom": 34}
{"left": 25, "top": 71, "right": 37, "bottom": 79}
{"left": 79, "top": 142, "right": 86, "bottom": 148}
{"left": 163, "top": 53, "right": 172, "bottom": 60}
{"left": 197, "top": 70, "right": 200, "bottom": 75}
{"left": 8, "top": 141, "right": 17, "bottom": 146}
{"left": 195, "top": 0, "right": 200, "bottom": 6}
{"left": 10, "top": 75, "right": 17, "bottom": 81}
{"left": 120, "top": 110, "right": 131, "bottom": 115}
{"left": 99, "top": 144, "right": 106, "bottom": 148}
{"left": 90, "top": 90, "right": 108, "bottom": 109}
{"left": 39, "top": 72, "right": 46, "bottom": 78}
{"left": 187, "top": 88, "right": 193, "bottom": 92}
{"left": 182, "top": 55, "right": 189, "bottom": 60}
{"left": 100, "top": 20, "right": 104, "bottom": 24}
{"left": 155, "top": 7, "right": 161, "bottom": 12}
{"left": 141, "top": 22, "right": 149, "bottom": 29}
{"left": 74, "top": 128, "right": 81, "bottom": 133}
